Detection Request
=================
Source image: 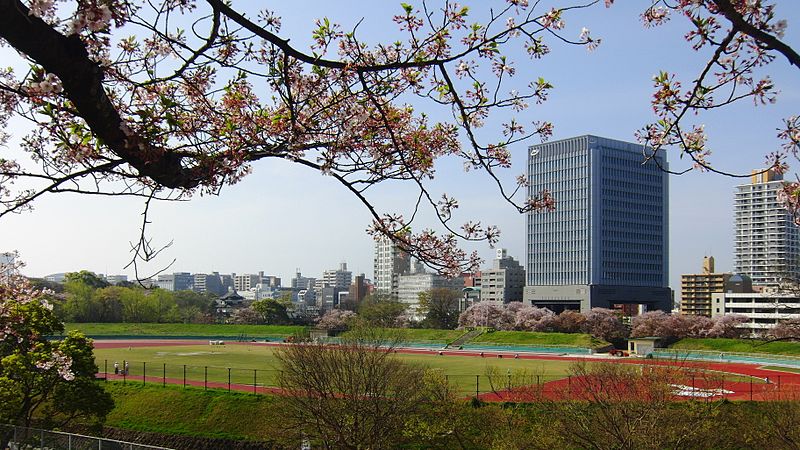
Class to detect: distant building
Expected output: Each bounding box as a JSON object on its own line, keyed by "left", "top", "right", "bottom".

{"left": 523, "top": 135, "right": 671, "bottom": 313}
{"left": 734, "top": 169, "right": 800, "bottom": 287}
{"left": 233, "top": 273, "right": 261, "bottom": 292}
{"left": 680, "top": 256, "right": 752, "bottom": 317}
{"left": 397, "top": 272, "right": 464, "bottom": 318}
{"left": 322, "top": 263, "right": 352, "bottom": 289}
{"left": 712, "top": 291, "right": 800, "bottom": 334}
{"left": 106, "top": 274, "right": 128, "bottom": 285}
{"left": 347, "top": 273, "right": 368, "bottom": 306}
{"left": 44, "top": 273, "right": 66, "bottom": 283}
{"left": 374, "top": 236, "right": 411, "bottom": 299}
{"left": 157, "top": 272, "right": 193, "bottom": 291}
{"left": 1, "top": 252, "right": 15, "bottom": 279}
{"left": 478, "top": 249, "right": 525, "bottom": 303}
{"left": 291, "top": 269, "right": 316, "bottom": 290}
{"left": 211, "top": 290, "right": 248, "bottom": 322}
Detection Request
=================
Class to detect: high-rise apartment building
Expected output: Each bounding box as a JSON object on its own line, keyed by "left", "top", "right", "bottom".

{"left": 734, "top": 169, "right": 800, "bottom": 286}
{"left": 374, "top": 236, "right": 411, "bottom": 299}
{"left": 478, "top": 248, "right": 525, "bottom": 303}
{"left": 523, "top": 135, "right": 671, "bottom": 313}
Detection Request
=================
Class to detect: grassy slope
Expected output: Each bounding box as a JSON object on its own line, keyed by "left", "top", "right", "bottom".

{"left": 469, "top": 331, "right": 607, "bottom": 349}
{"left": 102, "top": 383, "right": 282, "bottom": 442}
{"left": 671, "top": 338, "right": 800, "bottom": 356}
{"left": 65, "top": 323, "right": 307, "bottom": 337}
{"left": 338, "top": 328, "right": 465, "bottom": 343}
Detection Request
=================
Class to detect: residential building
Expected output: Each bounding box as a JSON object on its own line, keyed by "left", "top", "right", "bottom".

{"left": 322, "top": 263, "right": 352, "bottom": 289}
{"left": 734, "top": 169, "right": 800, "bottom": 287}
{"left": 347, "top": 273, "right": 369, "bottom": 307}
{"left": 711, "top": 290, "right": 800, "bottom": 334}
{"left": 233, "top": 273, "right": 261, "bottom": 292}
{"left": 291, "top": 270, "right": 315, "bottom": 290}
{"left": 478, "top": 248, "right": 525, "bottom": 303}
{"left": 680, "top": 256, "right": 752, "bottom": 317}
{"left": 397, "top": 272, "right": 464, "bottom": 318}
{"left": 156, "top": 272, "right": 193, "bottom": 291}
{"left": 374, "top": 236, "right": 411, "bottom": 299}
{"left": 523, "top": 135, "right": 671, "bottom": 313}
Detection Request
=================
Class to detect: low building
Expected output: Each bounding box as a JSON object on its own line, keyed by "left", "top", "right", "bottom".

{"left": 157, "top": 272, "right": 193, "bottom": 291}
{"left": 478, "top": 248, "right": 525, "bottom": 303}
{"left": 711, "top": 291, "right": 800, "bottom": 334}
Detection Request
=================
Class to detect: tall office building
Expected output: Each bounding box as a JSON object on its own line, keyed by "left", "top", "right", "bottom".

{"left": 734, "top": 169, "right": 800, "bottom": 286}
{"left": 374, "top": 236, "right": 411, "bottom": 299}
{"left": 523, "top": 135, "right": 671, "bottom": 313}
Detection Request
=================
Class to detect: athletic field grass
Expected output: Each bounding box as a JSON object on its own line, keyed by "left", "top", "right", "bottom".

{"left": 671, "top": 338, "right": 800, "bottom": 356}
{"left": 92, "top": 343, "right": 573, "bottom": 395}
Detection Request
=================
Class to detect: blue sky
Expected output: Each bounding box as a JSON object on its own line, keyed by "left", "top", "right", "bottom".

{"left": 1, "top": 1, "right": 798, "bottom": 294}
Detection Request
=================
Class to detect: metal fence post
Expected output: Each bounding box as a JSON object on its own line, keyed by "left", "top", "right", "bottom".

{"left": 750, "top": 378, "right": 753, "bottom": 401}
{"left": 163, "top": 363, "right": 166, "bottom": 387}
{"left": 104, "top": 360, "right": 107, "bottom": 381}
{"left": 204, "top": 366, "right": 208, "bottom": 390}
{"left": 183, "top": 365, "right": 186, "bottom": 388}
{"left": 143, "top": 362, "right": 146, "bottom": 386}
{"left": 40, "top": 429, "right": 44, "bottom": 449}
{"left": 228, "top": 368, "right": 231, "bottom": 392}
{"left": 476, "top": 375, "right": 479, "bottom": 397}
{"left": 253, "top": 369, "right": 257, "bottom": 394}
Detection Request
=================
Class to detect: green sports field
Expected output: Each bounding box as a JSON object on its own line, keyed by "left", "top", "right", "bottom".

{"left": 92, "top": 343, "right": 574, "bottom": 396}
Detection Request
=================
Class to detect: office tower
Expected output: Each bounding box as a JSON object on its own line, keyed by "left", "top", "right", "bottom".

{"left": 524, "top": 135, "right": 671, "bottom": 313}
{"left": 734, "top": 169, "right": 800, "bottom": 286}
{"left": 373, "top": 236, "right": 411, "bottom": 299}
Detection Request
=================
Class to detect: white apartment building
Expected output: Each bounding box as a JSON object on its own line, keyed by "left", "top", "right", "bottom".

{"left": 712, "top": 291, "right": 800, "bottom": 334}
{"left": 322, "top": 263, "right": 352, "bottom": 289}
{"left": 397, "top": 272, "right": 464, "bottom": 318}
{"left": 374, "top": 236, "right": 411, "bottom": 299}
{"left": 734, "top": 170, "right": 800, "bottom": 286}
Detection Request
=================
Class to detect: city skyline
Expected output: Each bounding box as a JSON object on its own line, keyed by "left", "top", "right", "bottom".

{"left": 1, "top": 2, "right": 798, "bottom": 294}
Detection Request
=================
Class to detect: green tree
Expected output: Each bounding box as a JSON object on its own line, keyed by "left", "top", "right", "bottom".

{"left": 252, "top": 298, "right": 290, "bottom": 325}
{"left": 91, "top": 286, "right": 125, "bottom": 322}
{"left": 64, "top": 271, "right": 110, "bottom": 289}
{"left": 0, "top": 269, "right": 113, "bottom": 432}
{"left": 418, "top": 288, "right": 461, "bottom": 329}
{"left": 358, "top": 296, "right": 407, "bottom": 328}
{"left": 173, "top": 290, "right": 213, "bottom": 323}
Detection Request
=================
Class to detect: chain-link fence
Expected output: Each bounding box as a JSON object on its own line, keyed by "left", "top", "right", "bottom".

{"left": 0, "top": 424, "right": 173, "bottom": 450}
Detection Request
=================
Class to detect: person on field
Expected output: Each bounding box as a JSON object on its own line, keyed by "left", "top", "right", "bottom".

{"left": 114, "top": 362, "right": 119, "bottom": 375}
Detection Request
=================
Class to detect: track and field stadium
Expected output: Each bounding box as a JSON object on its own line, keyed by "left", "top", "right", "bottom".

{"left": 93, "top": 338, "right": 800, "bottom": 402}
